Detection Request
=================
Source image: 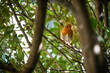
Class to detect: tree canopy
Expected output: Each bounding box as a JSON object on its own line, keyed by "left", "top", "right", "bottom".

{"left": 0, "top": 0, "right": 110, "bottom": 73}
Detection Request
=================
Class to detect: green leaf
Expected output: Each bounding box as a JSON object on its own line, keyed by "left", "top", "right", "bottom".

{"left": 18, "top": 34, "right": 23, "bottom": 38}
{"left": 45, "top": 17, "right": 53, "bottom": 25}
{"left": 0, "top": 37, "right": 5, "bottom": 46}
{"left": 53, "top": 21, "right": 59, "bottom": 28}
{"left": 17, "top": 48, "right": 24, "bottom": 61}
{"left": 10, "top": 58, "right": 16, "bottom": 68}
{"left": 3, "top": 7, "right": 10, "bottom": 17}
{"left": 106, "top": 30, "right": 110, "bottom": 39}
{"left": 44, "top": 56, "right": 57, "bottom": 69}
{"left": 90, "top": 17, "right": 97, "bottom": 30}
{"left": 106, "top": 39, "right": 110, "bottom": 48}
{"left": 0, "top": 24, "right": 5, "bottom": 29}
{"left": 13, "top": 33, "right": 19, "bottom": 44}
{"left": 47, "top": 10, "right": 54, "bottom": 15}
{"left": 70, "top": 71, "right": 79, "bottom": 73}
{"left": 4, "top": 25, "right": 14, "bottom": 36}
{"left": 0, "top": 51, "right": 3, "bottom": 58}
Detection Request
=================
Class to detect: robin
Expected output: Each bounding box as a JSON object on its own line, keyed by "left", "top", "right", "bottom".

{"left": 61, "top": 24, "right": 73, "bottom": 45}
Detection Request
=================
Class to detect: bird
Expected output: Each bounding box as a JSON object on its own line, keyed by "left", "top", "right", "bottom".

{"left": 61, "top": 24, "right": 73, "bottom": 45}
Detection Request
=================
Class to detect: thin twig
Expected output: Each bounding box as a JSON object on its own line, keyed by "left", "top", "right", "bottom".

{"left": 8, "top": 0, "right": 32, "bottom": 47}
{"left": 104, "top": 3, "right": 109, "bottom": 27}
{"left": 43, "top": 34, "right": 79, "bottom": 70}
{"left": 49, "top": 68, "right": 85, "bottom": 72}
{"left": 13, "top": 0, "right": 32, "bottom": 21}
{"left": 10, "top": 1, "right": 81, "bottom": 55}
{"left": 45, "top": 27, "right": 82, "bottom": 54}
{"left": 38, "top": 60, "right": 47, "bottom": 73}
{"left": 87, "top": 2, "right": 101, "bottom": 33}
{"left": 42, "top": 47, "right": 65, "bottom": 73}
{"left": 48, "top": 1, "right": 59, "bottom": 17}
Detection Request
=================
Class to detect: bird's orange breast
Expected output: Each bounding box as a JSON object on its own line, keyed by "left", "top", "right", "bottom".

{"left": 61, "top": 25, "right": 73, "bottom": 36}
{"left": 62, "top": 29, "right": 73, "bottom": 36}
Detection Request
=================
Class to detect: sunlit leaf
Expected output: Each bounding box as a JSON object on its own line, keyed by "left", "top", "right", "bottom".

{"left": 44, "top": 56, "right": 57, "bottom": 69}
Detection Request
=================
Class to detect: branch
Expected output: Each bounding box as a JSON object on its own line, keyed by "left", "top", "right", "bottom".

{"left": 13, "top": 0, "right": 33, "bottom": 21}
{"left": 42, "top": 47, "right": 65, "bottom": 73}
{"left": 19, "top": 0, "right": 47, "bottom": 73}
{"left": 47, "top": 14, "right": 64, "bottom": 27}
{"left": 87, "top": 2, "right": 101, "bottom": 33}
{"left": 0, "top": 61, "right": 17, "bottom": 73}
{"left": 71, "top": 0, "right": 106, "bottom": 73}
{"left": 38, "top": 60, "right": 47, "bottom": 73}
{"left": 8, "top": 0, "right": 32, "bottom": 47}
{"left": 43, "top": 35, "right": 80, "bottom": 70}
{"left": 48, "top": 1, "right": 63, "bottom": 27}
{"left": 9, "top": 1, "right": 83, "bottom": 72}
{"left": 103, "top": 2, "right": 109, "bottom": 27}
{"left": 45, "top": 27, "right": 82, "bottom": 54}
{"left": 52, "top": 0, "right": 76, "bottom": 13}
{"left": 10, "top": 2, "right": 82, "bottom": 55}
{"left": 48, "top": 1, "right": 58, "bottom": 17}
{"left": 94, "top": 0, "right": 103, "bottom": 35}
{"left": 49, "top": 68, "right": 85, "bottom": 72}
{"left": 10, "top": 1, "right": 82, "bottom": 71}
{"left": 19, "top": 41, "right": 47, "bottom": 73}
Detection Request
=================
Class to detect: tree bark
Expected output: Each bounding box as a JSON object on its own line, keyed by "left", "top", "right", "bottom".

{"left": 71, "top": 0, "right": 105, "bottom": 73}
{"left": 19, "top": 0, "right": 47, "bottom": 73}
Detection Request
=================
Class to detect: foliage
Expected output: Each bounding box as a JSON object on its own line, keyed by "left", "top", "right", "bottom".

{"left": 0, "top": 0, "right": 110, "bottom": 73}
